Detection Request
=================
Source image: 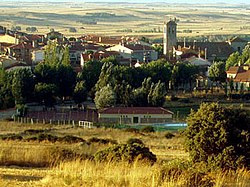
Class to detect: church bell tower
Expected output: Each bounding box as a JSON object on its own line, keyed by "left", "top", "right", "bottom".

{"left": 163, "top": 19, "right": 177, "bottom": 57}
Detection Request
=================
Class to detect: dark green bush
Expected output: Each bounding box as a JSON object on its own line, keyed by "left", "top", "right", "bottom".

{"left": 3, "top": 117, "right": 14, "bottom": 122}
{"left": 59, "top": 135, "right": 85, "bottom": 143}
{"left": 164, "top": 132, "right": 175, "bottom": 139}
{"left": 185, "top": 102, "right": 250, "bottom": 170}
{"left": 37, "top": 133, "right": 58, "bottom": 142}
{"left": 23, "top": 129, "right": 46, "bottom": 135}
{"left": 94, "top": 143, "right": 156, "bottom": 164}
{"left": 140, "top": 126, "right": 155, "bottom": 133}
{"left": 126, "top": 138, "right": 144, "bottom": 145}
{"left": 124, "top": 127, "right": 139, "bottom": 133}
{"left": 88, "top": 137, "right": 117, "bottom": 145}
{"left": 0, "top": 134, "right": 23, "bottom": 141}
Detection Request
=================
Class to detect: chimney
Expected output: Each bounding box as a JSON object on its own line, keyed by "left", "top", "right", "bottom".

{"left": 205, "top": 48, "right": 207, "bottom": 60}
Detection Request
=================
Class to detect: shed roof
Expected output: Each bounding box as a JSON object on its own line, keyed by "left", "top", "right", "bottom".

{"left": 99, "top": 107, "right": 173, "bottom": 115}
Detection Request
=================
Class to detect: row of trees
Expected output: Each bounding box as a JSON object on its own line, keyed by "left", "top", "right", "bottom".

{"left": 0, "top": 55, "right": 200, "bottom": 110}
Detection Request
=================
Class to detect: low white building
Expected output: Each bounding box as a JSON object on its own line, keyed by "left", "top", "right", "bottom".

{"left": 98, "top": 107, "right": 173, "bottom": 125}
{"left": 106, "top": 44, "right": 158, "bottom": 63}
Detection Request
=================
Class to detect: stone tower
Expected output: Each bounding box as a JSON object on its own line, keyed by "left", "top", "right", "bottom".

{"left": 163, "top": 20, "right": 177, "bottom": 56}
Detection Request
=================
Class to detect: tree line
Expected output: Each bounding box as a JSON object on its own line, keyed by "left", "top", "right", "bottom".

{"left": 0, "top": 44, "right": 200, "bottom": 110}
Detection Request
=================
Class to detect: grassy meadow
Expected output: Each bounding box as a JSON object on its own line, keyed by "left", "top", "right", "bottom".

{"left": 0, "top": 2, "right": 249, "bottom": 38}
{"left": 0, "top": 121, "right": 249, "bottom": 186}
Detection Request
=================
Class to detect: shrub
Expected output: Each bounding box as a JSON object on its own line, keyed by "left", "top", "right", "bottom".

{"left": 140, "top": 126, "right": 155, "bottom": 133}
{"left": 37, "top": 133, "right": 58, "bottom": 142}
{"left": 59, "top": 135, "right": 85, "bottom": 143}
{"left": 164, "top": 132, "right": 175, "bottom": 139}
{"left": 23, "top": 129, "right": 46, "bottom": 135}
{"left": 185, "top": 102, "right": 250, "bottom": 170}
{"left": 124, "top": 127, "right": 139, "bottom": 133}
{"left": 88, "top": 137, "right": 117, "bottom": 145}
{"left": 0, "top": 134, "right": 23, "bottom": 141}
{"left": 3, "top": 117, "right": 14, "bottom": 122}
{"left": 50, "top": 148, "right": 81, "bottom": 164}
{"left": 126, "top": 138, "right": 144, "bottom": 145}
{"left": 94, "top": 143, "right": 156, "bottom": 164}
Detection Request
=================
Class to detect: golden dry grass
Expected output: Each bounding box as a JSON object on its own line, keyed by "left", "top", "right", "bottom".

{"left": 0, "top": 122, "right": 250, "bottom": 186}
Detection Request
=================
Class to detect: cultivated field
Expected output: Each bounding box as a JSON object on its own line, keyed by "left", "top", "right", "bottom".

{"left": 0, "top": 2, "right": 250, "bottom": 38}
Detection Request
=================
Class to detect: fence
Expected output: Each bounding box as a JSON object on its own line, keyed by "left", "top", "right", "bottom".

{"left": 12, "top": 116, "right": 94, "bottom": 128}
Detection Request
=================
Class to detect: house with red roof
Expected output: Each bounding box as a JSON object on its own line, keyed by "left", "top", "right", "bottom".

{"left": 80, "top": 50, "right": 120, "bottom": 67}
{"left": 7, "top": 42, "right": 34, "bottom": 65}
{"left": 226, "top": 66, "right": 250, "bottom": 90}
{"left": 98, "top": 107, "right": 173, "bottom": 125}
{"left": 106, "top": 43, "right": 158, "bottom": 63}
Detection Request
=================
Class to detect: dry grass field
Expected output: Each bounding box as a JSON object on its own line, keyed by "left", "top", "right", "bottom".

{"left": 0, "top": 2, "right": 250, "bottom": 38}
{"left": 0, "top": 121, "right": 250, "bottom": 186}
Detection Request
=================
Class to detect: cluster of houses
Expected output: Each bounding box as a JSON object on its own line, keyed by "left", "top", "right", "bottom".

{"left": 1, "top": 21, "right": 250, "bottom": 125}
{"left": 0, "top": 26, "right": 160, "bottom": 72}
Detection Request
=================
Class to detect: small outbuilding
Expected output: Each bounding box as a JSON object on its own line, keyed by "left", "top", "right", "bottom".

{"left": 98, "top": 107, "right": 173, "bottom": 125}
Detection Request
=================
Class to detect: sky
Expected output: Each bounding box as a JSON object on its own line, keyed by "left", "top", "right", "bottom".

{"left": 3, "top": 0, "right": 250, "bottom": 4}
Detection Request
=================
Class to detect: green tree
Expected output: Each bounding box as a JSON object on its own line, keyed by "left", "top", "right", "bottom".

{"left": 225, "top": 52, "right": 240, "bottom": 70}
{"left": 101, "top": 56, "right": 119, "bottom": 65}
{"left": 44, "top": 41, "right": 60, "bottom": 65}
{"left": 34, "top": 83, "right": 58, "bottom": 107}
{"left": 185, "top": 103, "right": 250, "bottom": 170}
{"left": 94, "top": 84, "right": 116, "bottom": 109}
{"left": 0, "top": 69, "right": 15, "bottom": 109}
{"left": 95, "top": 62, "right": 114, "bottom": 92}
{"left": 150, "top": 81, "right": 166, "bottom": 106}
{"left": 142, "top": 59, "right": 172, "bottom": 87}
{"left": 171, "top": 62, "right": 198, "bottom": 90}
{"left": 61, "top": 45, "right": 70, "bottom": 65}
{"left": 241, "top": 45, "right": 250, "bottom": 64}
{"left": 208, "top": 61, "right": 226, "bottom": 83}
{"left": 77, "top": 60, "right": 103, "bottom": 97}
{"left": 11, "top": 69, "right": 35, "bottom": 105}
{"left": 56, "top": 64, "right": 76, "bottom": 99}
{"left": 73, "top": 81, "right": 87, "bottom": 104}
{"left": 34, "top": 63, "right": 57, "bottom": 84}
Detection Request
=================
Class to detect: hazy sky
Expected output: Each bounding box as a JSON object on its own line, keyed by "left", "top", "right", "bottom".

{"left": 3, "top": 0, "right": 250, "bottom": 3}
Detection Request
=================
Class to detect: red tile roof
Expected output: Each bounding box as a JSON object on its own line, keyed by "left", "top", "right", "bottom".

{"left": 234, "top": 70, "right": 250, "bottom": 82}
{"left": 9, "top": 42, "right": 34, "bottom": 50}
{"left": 177, "top": 42, "right": 234, "bottom": 59}
{"left": 124, "top": 44, "right": 153, "bottom": 51}
{"left": 226, "top": 66, "right": 244, "bottom": 74}
{"left": 99, "top": 107, "right": 173, "bottom": 115}
{"left": 22, "top": 34, "right": 42, "bottom": 41}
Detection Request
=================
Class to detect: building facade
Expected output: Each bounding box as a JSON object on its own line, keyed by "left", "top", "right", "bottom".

{"left": 98, "top": 107, "right": 173, "bottom": 125}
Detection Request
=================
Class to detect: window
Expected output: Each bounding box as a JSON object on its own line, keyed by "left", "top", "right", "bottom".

{"left": 133, "top": 117, "right": 139, "bottom": 124}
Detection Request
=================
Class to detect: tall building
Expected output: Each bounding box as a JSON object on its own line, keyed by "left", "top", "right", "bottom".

{"left": 163, "top": 20, "right": 177, "bottom": 56}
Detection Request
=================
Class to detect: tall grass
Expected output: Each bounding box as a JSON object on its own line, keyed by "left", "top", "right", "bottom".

{"left": 39, "top": 160, "right": 250, "bottom": 187}
{"left": 41, "top": 160, "right": 187, "bottom": 187}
